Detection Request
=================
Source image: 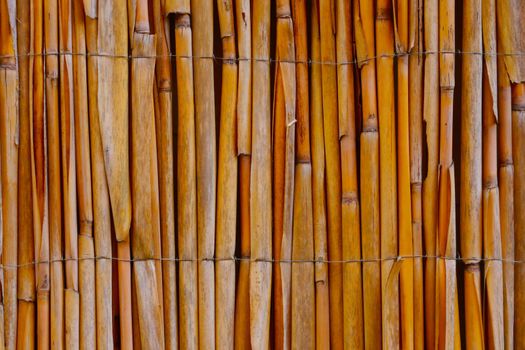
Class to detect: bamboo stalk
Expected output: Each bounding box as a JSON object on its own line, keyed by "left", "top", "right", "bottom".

{"left": 355, "top": 0, "right": 382, "bottom": 348}
{"left": 152, "top": 0, "right": 177, "bottom": 347}
{"left": 234, "top": 0, "right": 252, "bottom": 348}
{"left": 422, "top": 0, "right": 439, "bottom": 347}
{"left": 273, "top": 1, "right": 296, "bottom": 348}
{"left": 436, "top": 0, "right": 459, "bottom": 347}
{"left": 0, "top": 0, "right": 18, "bottom": 348}
{"left": 250, "top": 1, "right": 272, "bottom": 348}
{"left": 513, "top": 82, "right": 525, "bottom": 349}
{"left": 44, "top": 0, "right": 64, "bottom": 345}
{"left": 461, "top": 1, "right": 484, "bottom": 347}
{"left": 336, "top": 0, "right": 363, "bottom": 347}
{"left": 97, "top": 1, "right": 133, "bottom": 348}
{"left": 290, "top": 0, "right": 315, "bottom": 348}
{"left": 72, "top": 0, "right": 96, "bottom": 348}
{"left": 375, "top": 0, "right": 399, "bottom": 347}
{"left": 84, "top": 5, "right": 115, "bottom": 347}
{"left": 130, "top": 32, "right": 165, "bottom": 349}
{"left": 408, "top": 0, "right": 424, "bottom": 347}
{"left": 31, "top": 0, "right": 51, "bottom": 343}
{"left": 58, "top": 0, "right": 80, "bottom": 346}
{"left": 310, "top": 3, "right": 330, "bottom": 347}
{"left": 215, "top": 2, "right": 237, "bottom": 349}
{"left": 174, "top": 10, "right": 199, "bottom": 349}
{"left": 191, "top": 1, "right": 217, "bottom": 347}
{"left": 496, "top": 8, "right": 515, "bottom": 348}
{"left": 394, "top": 0, "right": 414, "bottom": 347}
{"left": 318, "top": 1, "right": 343, "bottom": 348}
{"left": 481, "top": 2, "right": 504, "bottom": 349}
{"left": 16, "top": 0, "right": 36, "bottom": 348}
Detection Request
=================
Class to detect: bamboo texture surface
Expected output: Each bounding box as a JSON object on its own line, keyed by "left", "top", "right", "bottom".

{"left": 1, "top": 0, "right": 525, "bottom": 349}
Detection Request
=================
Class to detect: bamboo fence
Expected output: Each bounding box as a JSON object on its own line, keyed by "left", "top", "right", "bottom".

{"left": 0, "top": 0, "right": 525, "bottom": 349}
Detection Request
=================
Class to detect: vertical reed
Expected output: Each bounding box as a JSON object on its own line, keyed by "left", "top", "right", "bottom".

{"left": 174, "top": 4, "right": 199, "bottom": 348}
{"left": 336, "top": 0, "right": 363, "bottom": 347}
{"left": 355, "top": 0, "right": 382, "bottom": 348}
{"left": 408, "top": 0, "right": 424, "bottom": 347}
{"left": 422, "top": 0, "right": 439, "bottom": 346}
{"left": 191, "top": 1, "right": 217, "bottom": 347}
{"left": 290, "top": 1, "right": 315, "bottom": 348}
{"left": 310, "top": 2, "right": 330, "bottom": 347}
{"left": 0, "top": 0, "right": 18, "bottom": 348}
{"left": 234, "top": 0, "right": 252, "bottom": 348}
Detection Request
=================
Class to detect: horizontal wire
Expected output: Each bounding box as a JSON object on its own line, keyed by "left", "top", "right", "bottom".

{"left": 2, "top": 254, "right": 522, "bottom": 270}
{"left": 1, "top": 50, "right": 525, "bottom": 66}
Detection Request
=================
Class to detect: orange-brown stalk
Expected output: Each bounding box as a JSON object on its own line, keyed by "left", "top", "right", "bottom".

{"left": 83, "top": 2, "right": 116, "bottom": 346}
{"left": 58, "top": 0, "right": 80, "bottom": 345}
{"left": 290, "top": 0, "right": 315, "bottom": 348}
{"left": 460, "top": 1, "right": 484, "bottom": 347}
{"left": 408, "top": 0, "right": 424, "bottom": 347}
{"left": 513, "top": 83, "right": 525, "bottom": 349}
{"left": 355, "top": 0, "right": 382, "bottom": 348}
{"left": 72, "top": 0, "right": 96, "bottom": 347}
{"left": 422, "top": 0, "right": 439, "bottom": 346}
{"left": 436, "top": 0, "right": 460, "bottom": 347}
{"left": 16, "top": 0, "right": 36, "bottom": 348}
{"left": 0, "top": 0, "right": 18, "bottom": 348}
{"left": 215, "top": 1, "right": 238, "bottom": 348}
{"left": 496, "top": 7, "right": 515, "bottom": 348}
{"left": 97, "top": 0, "right": 133, "bottom": 347}
{"left": 273, "top": 1, "right": 296, "bottom": 348}
{"left": 482, "top": 1, "right": 505, "bottom": 348}
{"left": 394, "top": 0, "right": 414, "bottom": 347}
{"left": 310, "top": 2, "right": 330, "bottom": 347}
{"left": 250, "top": 1, "right": 272, "bottom": 348}
{"left": 191, "top": 1, "right": 217, "bottom": 347}
{"left": 44, "top": 0, "right": 65, "bottom": 345}
{"left": 234, "top": 0, "right": 252, "bottom": 348}
{"left": 152, "top": 0, "right": 178, "bottom": 346}
{"left": 336, "top": 0, "right": 363, "bottom": 347}
{"left": 174, "top": 10, "right": 199, "bottom": 349}
{"left": 375, "top": 0, "right": 399, "bottom": 346}
{"left": 318, "top": 1, "right": 343, "bottom": 348}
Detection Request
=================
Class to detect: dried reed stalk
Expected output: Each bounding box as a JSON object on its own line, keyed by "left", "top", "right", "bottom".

{"left": 152, "top": 1, "right": 178, "bottom": 347}
{"left": 481, "top": 1, "right": 505, "bottom": 348}
{"left": 310, "top": 2, "right": 330, "bottom": 347}
{"left": 422, "top": 0, "right": 439, "bottom": 347}
{"left": 436, "top": 0, "right": 460, "bottom": 347}
{"left": 496, "top": 5, "right": 515, "bottom": 348}
{"left": 97, "top": 0, "right": 133, "bottom": 347}
{"left": 250, "top": 1, "right": 272, "bottom": 348}
{"left": 336, "top": 0, "right": 363, "bottom": 347}
{"left": 355, "top": 0, "right": 382, "bottom": 348}
{"left": 234, "top": 0, "right": 252, "bottom": 348}
{"left": 513, "top": 83, "right": 525, "bottom": 349}
{"left": 44, "top": 0, "right": 65, "bottom": 346}
{"left": 83, "top": 2, "right": 115, "bottom": 347}
{"left": 72, "top": 0, "right": 96, "bottom": 347}
{"left": 174, "top": 8, "right": 199, "bottom": 349}
{"left": 408, "top": 0, "right": 424, "bottom": 347}
{"left": 394, "top": 0, "right": 415, "bottom": 347}
{"left": 375, "top": 0, "right": 399, "bottom": 346}
{"left": 0, "top": 0, "right": 18, "bottom": 348}
{"left": 58, "top": 0, "right": 80, "bottom": 345}
{"left": 290, "top": 0, "right": 314, "bottom": 348}
{"left": 216, "top": 1, "right": 237, "bottom": 348}
{"left": 461, "top": 1, "right": 483, "bottom": 347}
{"left": 16, "top": 0, "right": 36, "bottom": 346}
{"left": 191, "top": 1, "right": 217, "bottom": 347}
{"left": 273, "top": 1, "right": 296, "bottom": 348}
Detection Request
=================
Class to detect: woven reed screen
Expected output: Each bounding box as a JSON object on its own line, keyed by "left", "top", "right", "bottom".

{"left": 1, "top": 0, "right": 525, "bottom": 348}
